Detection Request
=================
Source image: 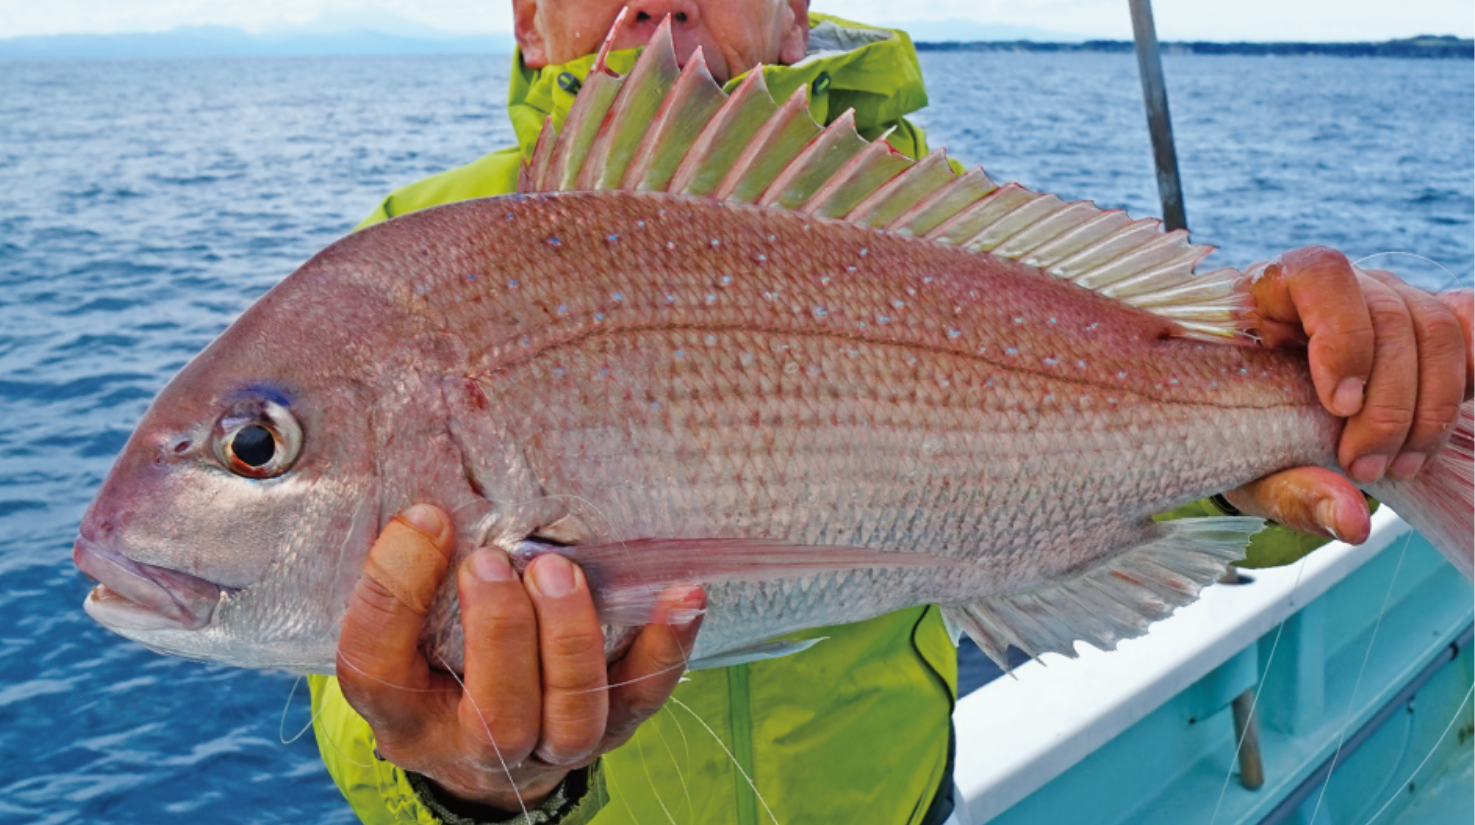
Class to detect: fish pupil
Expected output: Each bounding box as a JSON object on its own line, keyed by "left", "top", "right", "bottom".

{"left": 232, "top": 425, "right": 276, "bottom": 468}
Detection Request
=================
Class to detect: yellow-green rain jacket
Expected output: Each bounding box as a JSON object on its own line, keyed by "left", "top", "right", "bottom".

{"left": 309, "top": 14, "right": 1327, "bottom": 825}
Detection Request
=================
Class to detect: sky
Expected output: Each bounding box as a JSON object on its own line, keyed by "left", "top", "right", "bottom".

{"left": 0, "top": 0, "right": 1470, "bottom": 42}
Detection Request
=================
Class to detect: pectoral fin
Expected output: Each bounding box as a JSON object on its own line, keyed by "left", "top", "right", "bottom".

{"left": 510, "top": 538, "right": 964, "bottom": 627}
{"left": 687, "top": 637, "right": 828, "bottom": 671}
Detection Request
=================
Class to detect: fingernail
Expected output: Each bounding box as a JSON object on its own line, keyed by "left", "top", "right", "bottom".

{"left": 471, "top": 549, "right": 516, "bottom": 583}
{"left": 1389, "top": 452, "right": 1426, "bottom": 479}
{"left": 530, "top": 555, "right": 576, "bottom": 597}
{"left": 1350, "top": 454, "right": 1388, "bottom": 484}
{"left": 1332, "top": 377, "right": 1365, "bottom": 417}
{"left": 401, "top": 504, "right": 444, "bottom": 536}
{"left": 1315, "top": 499, "right": 1342, "bottom": 541}
{"left": 666, "top": 587, "right": 706, "bottom": 628}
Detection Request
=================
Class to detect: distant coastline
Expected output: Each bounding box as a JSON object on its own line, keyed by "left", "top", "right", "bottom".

{"left": 3, "top": 26, "right": 1469, "bottom": 61}
{"left": 914, "top": 35, "right": 1473, "bottom": 59}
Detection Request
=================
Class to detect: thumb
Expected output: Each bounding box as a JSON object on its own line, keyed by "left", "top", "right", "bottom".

{"left": 337, "top": 504, "right": 455, "bottom": 730}
{"left": 1224, "top": 467, "right": 1371, "bottom": 544}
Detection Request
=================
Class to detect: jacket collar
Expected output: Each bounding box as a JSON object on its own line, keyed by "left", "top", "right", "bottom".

{"left": 504, "top": 12, "right": 929, "bottom": 156}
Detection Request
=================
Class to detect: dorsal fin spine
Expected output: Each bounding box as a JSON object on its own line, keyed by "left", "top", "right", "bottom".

{"left": 959, "top": 194, "right": 1071, "bottom": 253}
{"left": 521, "top": 15, "right": 1254, "bottom": 343}
{"left": 580, "top": 17, "right": 682, "bottom": 191}
{"left": 799, "top": 128, "right": 911, "bottom": 218}
{"left": 1073, "top": 230, "right": 1193, "bottom": 290}
{"left": 667, "top": 70, "right": 776, "bottom": 196}
{"left": 1050, "top": 220, "right": 1163, "bottom": 280}
{"left": 715, "top": 86, "right": 818, "bottom": 203}
{"left": 758, "top": 109, "right": 868, "bottom": 209}
{"left": 889, "top": 168, "right": 998, "bottom": 235}
{"left": 620, "top": 47, "right": 726, "bottom": 191}
{"left": 921, "top": 181, "right": 1028, "bottom": 242}
{"left": 992, "top": 201, "right": 1104, "bottom": 259}
{"left": 843, "top": 150, "right": 955, "bottom": 227}
{"left": 1100, "top": 248, "right": 1214, "bottom": 299}
{"left": 546, "top": 70, "right": 622, "bottom": 190}
{"left": 1022, "top": 210, "right": 1134, "bottom": 269}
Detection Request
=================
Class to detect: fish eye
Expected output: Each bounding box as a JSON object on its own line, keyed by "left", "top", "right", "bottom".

{"left": 212, "top": 399, "right": 301, "bottom": 479}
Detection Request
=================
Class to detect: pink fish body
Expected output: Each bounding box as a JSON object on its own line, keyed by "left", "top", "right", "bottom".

{"left": 75, "top": 22, "right": 1474, "bottom": 674}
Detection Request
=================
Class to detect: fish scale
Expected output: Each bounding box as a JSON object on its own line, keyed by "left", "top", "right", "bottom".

{"left": 385, "top": 191, "right": 1345, "bottom": 668}
{"left": 74, "top": 20, "right": 1472, "bottom": 676}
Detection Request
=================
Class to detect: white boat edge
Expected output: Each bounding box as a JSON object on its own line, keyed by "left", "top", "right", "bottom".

{"left": 951, "top": 507, "right": 1419, "bottom": 824}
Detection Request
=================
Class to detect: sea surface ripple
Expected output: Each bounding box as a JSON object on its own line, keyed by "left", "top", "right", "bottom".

{"left": 0, "top": 51, "right": 1470, "bottom": 823}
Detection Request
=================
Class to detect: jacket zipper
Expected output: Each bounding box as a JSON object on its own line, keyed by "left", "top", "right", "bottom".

{"left": 727, "top": 663, "right": 758, "bottom": 825}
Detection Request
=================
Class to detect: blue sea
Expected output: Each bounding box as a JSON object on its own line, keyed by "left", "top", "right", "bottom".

{"left": 0, "top": 51, "right": 1471, "bottom": 823}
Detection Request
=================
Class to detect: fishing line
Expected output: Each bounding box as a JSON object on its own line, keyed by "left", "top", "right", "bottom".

{"left": 656, "top": 703, "right": 696, "bottom": 818}
{"left": 669, "top": 696, "right": 782, "bottom": 825}
{"left": 278, "top": 675, "right": 333, "bottom": 745}
{"left": 314, "top": 677, "right": 373, "bottom": 768}
{"left": 1358, "top": 682, "right": 1474, "bottom": 825}
{"left": 576, "top": 660, "right": 690, "bottom": 694}
{"left": 335, "top": 650, "right": 458, "bottom": 694}
{"left": 1307, "top": 529, "right": 1413, "bottom": 824}
{"left": 437, "top": 651, "right": 532, "bottom": 823}
{"left": 633, "top": 724, "right": 680, "bottom": 825}
{"left": 1207, "top": 554, "right": 1311, "bottom": 825}
{"left": 1353, "top": 252, "right": 1472, "bottom": 291}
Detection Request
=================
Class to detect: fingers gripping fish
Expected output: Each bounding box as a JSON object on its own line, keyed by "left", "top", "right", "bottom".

{"left": 74, "top": 16, "right": 1475, "bottom": 678}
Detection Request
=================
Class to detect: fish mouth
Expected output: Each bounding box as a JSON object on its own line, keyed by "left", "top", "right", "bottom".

{"left": 73, "top": 537, "right": 228, "bottom": 631}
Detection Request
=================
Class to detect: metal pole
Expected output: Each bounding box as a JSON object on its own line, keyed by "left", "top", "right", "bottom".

{"left": 1127, "top": 0, "right": 1188, "bottom": 231}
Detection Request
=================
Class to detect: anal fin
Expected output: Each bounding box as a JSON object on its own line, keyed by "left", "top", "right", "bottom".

{"left": 944, "top": 516, "right": 1264, "bottom": 672}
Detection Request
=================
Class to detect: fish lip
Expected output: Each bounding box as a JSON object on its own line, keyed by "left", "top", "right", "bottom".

{"left": 73, "top": 537, "right": 227, "bottom": 631}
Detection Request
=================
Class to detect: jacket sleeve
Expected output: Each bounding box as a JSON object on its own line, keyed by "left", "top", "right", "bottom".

{"left": 308, "top": 675, "right": 609, "bottom": 825}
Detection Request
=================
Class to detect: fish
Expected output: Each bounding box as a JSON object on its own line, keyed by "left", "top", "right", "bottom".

{"left": 73, "top": 18, "right": 1474, "bottom": 676}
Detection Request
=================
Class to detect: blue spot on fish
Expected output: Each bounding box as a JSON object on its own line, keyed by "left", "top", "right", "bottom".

{"left": 547, "top": 237, "right": 561, "bottom": 246}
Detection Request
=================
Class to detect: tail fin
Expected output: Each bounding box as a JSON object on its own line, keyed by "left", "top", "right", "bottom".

{"left": 1366, "top": 401, "right": 1475, "bottom": 579}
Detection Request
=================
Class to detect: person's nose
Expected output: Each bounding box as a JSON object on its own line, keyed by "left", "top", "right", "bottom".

{"left": 624, "top": 0, "right": 701, "bottom": 30}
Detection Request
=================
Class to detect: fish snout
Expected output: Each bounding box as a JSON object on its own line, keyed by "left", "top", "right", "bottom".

{"left": 74, "top": 536, "right": 226, "bottom": 632}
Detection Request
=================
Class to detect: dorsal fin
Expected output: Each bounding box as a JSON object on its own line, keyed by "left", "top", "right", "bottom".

{"left": 519, "top": 15, "right": 1254, "bottom": 341}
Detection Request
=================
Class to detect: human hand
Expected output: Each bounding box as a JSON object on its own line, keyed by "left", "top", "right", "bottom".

{"left": 1222, "top": 247, "right": 1473, "bottom": 541}
{"left": 336, "top": 504, "right": 704, "bottom": 814}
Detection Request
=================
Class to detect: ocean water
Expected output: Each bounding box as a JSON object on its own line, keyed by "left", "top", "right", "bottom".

{"left": 0, "top": 51, "right": 1470, "bottom": 823}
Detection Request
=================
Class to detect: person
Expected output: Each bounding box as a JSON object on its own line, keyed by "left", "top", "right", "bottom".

{"left": 307, "top": 3, "right": 1475, "bottom": 824}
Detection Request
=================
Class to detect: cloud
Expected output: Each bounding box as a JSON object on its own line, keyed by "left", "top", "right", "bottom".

{"left": 2, "top": 0, "right": 1469, "bottom": 40}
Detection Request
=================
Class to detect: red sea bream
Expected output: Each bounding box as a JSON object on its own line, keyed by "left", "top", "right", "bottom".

{"left": 74, "top": 21, "right": 1474, "bottom": 676}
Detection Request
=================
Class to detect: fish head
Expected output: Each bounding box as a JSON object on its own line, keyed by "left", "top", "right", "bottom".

{"left": 75, "top": 286, "right": 388, "bottom": 673}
